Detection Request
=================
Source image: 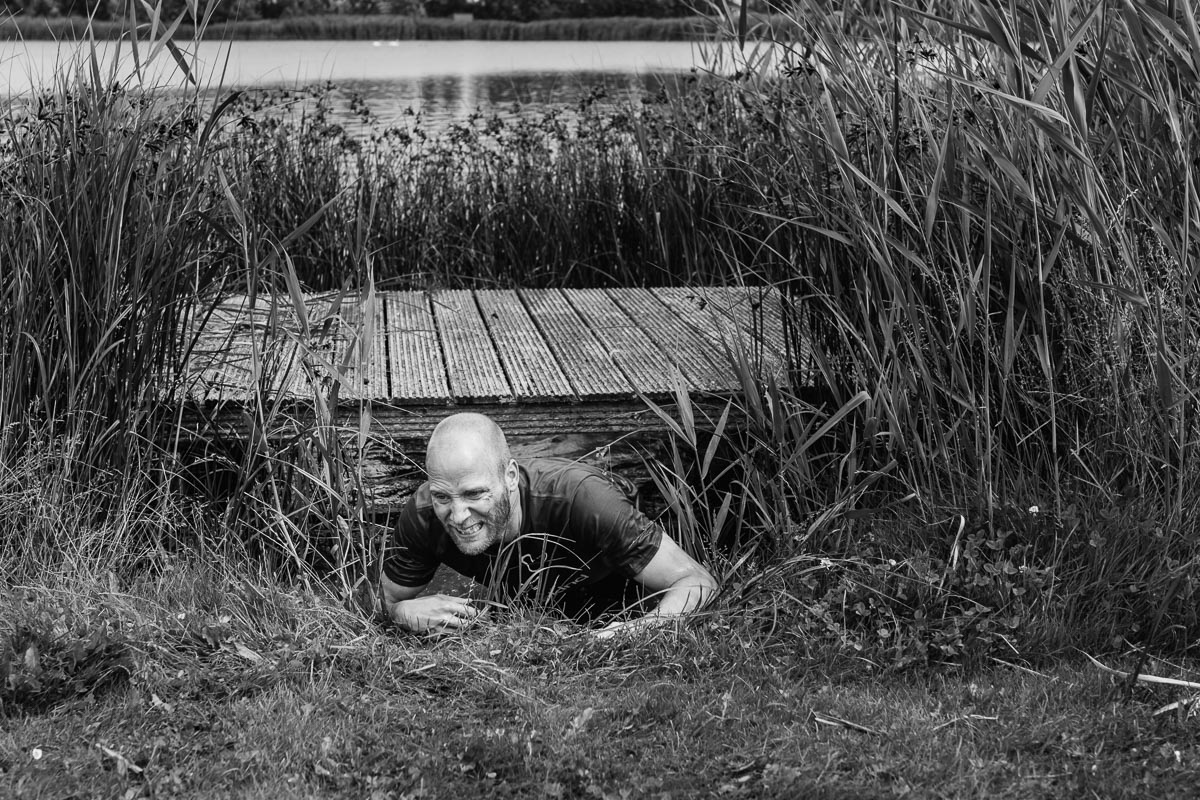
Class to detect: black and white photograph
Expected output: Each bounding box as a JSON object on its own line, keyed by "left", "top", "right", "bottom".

{"left": 2, "top": 0, "right": 1200, "bottom": 797}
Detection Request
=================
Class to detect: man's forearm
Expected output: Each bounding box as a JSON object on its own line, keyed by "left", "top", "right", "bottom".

{"left": 593, "top": 577, "right": 716, "bottom": 639}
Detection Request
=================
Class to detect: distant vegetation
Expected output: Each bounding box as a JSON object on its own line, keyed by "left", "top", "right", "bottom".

{"left": 0, "top": 0, "right": 759, "bottom": 38}
{"left": 0, "top": 12, "right": 724, "bottom": 39}
{"left": 0, "top": 0, "right": 702, "bottom": 23}
{"left": 0, "top": 0, "right": 794, "bottom": 40}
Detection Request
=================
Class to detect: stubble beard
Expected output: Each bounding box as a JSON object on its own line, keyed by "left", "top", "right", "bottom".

{"left": 448, "top": 490, "right": 513, "bottom": 556}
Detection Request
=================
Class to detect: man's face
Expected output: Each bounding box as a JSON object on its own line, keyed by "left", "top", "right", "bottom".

{"left": 428, "top": 461, "right": 515, "bottom": 556}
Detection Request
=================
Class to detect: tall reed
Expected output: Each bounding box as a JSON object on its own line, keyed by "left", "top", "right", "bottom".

{"left": 0, "top": 3, "right": 381, "bottom": 596}
{"left": 0, "top": 12, "right": 223, "bottom": 479}
{"left": 642, "top": 0, "right": 1200, "bottom": 652}
{"left": 0, "top": 13, "right": 726, "bottom": 41}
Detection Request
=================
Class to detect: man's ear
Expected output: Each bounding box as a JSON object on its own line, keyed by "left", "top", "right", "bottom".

{"left": 504, "top": 459, "right": 519, "bottom": 491}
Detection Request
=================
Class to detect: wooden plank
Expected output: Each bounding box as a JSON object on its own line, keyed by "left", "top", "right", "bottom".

{"left": 186, "top": 296, "right": 248, "bottom": 402}
{"left": 292, "top": 292, "right": 388, "bottom": 402}
{"left": 281, "top": 292, "right": 342, "bottom": 401}
{"left": 177, "top": 286, "right": 808, "bottom": 414}
{"left": 655, "top": 286, "right": 790, "bottom": 383}
{"left": 565, "top": 288, "right": 679, "bottom": 395}
{"left": 173, "top": 398, "right": 734, "bottom": 517}
{"left": 604, "top": 288, "right": 734, "bottom": 394}
{"left": 384, "top": 291, "right": 451, "bottom": 404}
{"left": 474, "top": 290, "right": 574, "bottom": 401}
{"left": 431, "top": 290, "right": 512, "bottom": 402}
{"left": 183, "top": 298, "right": 237, "bottom": 402}
{"left": 290, "top": 293, "right": 370, "bottom": 402}
{"left": 178, "top": 399, "right": 710, "bottom": 443}
{"left": 186, "top": 295, "right": 299, "bottom": 402}
{"left": 519, "top": 289, "right": 632, "bottom": 399}
{"left": 361, "top": 293, "right": 390, "bottom": 400}
{"left": 718, "top": 286, "right": 788, "bottom": 355}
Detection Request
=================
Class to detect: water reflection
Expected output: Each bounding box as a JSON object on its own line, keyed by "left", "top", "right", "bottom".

{"left": 306, "top": 70, "right": 681, "bottom": 130}
{"left": 1, "top": 39, "right": 698, "bottom": 133}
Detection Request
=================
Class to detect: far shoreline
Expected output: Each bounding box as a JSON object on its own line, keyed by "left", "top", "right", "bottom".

{"left": 0, "top": 14, "right": 763, "bottom": 42}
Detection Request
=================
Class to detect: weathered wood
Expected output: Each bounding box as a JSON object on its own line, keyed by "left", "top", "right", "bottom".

{"left": 171, "top": 286, "right": 801, "bottom": 517}
{"left": 714, "top": 285, "right": 788, "bottom": 356}
{"left": 384, "top": 291, "right": 452, "bottom": 404}
{"left": 564, "top": 288, "right": 682, "bottom": 395}
{"left": 604, "top": 288, "right": 732, "bottom": 393}
{"left": 175, "top": 398, "right": 712, "bottom": 448}
{"left": 187, "top": 295, "right": 305, "bottom": 402}
{"left": 475, "top": 290, "right": 574, "bottom": 402}
{"left": 431, "top": 290, "right": 513, "bottom": 402}
{"left": 362, "top": 429, "right": 664, "bottom": 512}
{"left": 318, "top": 292, "right": 388, "bottom": 401}
{"left": 181, "top": 287, "right": 800, "bottom": 405}
{"left": 520, "top": 288, "right": 632, "bottom": 399}
{"left": 186, "top": 296, "right": 249, "bottom": 401}
{"left": 654, "top": 286, "right": 790, "bottom": 383}
{"left": 284, "top": 292, "right": 377, "bottom": 401}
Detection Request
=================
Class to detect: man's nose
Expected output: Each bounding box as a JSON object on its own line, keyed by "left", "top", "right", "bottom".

{"left": 449, "top": 499, "right": 471, "bottom": 524}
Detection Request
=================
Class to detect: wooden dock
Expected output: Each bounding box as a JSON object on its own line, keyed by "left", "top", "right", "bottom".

{"left": 178, "top": 286, "right": 803, "bottom": 508}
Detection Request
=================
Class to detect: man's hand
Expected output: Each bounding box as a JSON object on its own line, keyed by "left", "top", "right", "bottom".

{"left": 387, "top": 594, "right": 482, "bottom": 633}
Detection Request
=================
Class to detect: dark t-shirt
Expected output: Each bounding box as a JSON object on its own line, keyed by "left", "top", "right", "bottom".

{"left": 382, "top": 457, "right": 663, "bottom": 620}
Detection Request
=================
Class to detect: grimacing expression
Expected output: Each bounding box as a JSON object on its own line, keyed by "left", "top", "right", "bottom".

{"left": 429, "top": 463, "right": 514, "bottom": 556}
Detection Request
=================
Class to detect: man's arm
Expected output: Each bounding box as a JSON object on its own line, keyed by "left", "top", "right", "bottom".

{"left": 381, "top": 571, "right": 480, "bottom": 633}
{"left": 598, "top": 531, "right": 718, "bottom": 638}
{"left": 382, "top": 486, "right": 482, "bottom": 633}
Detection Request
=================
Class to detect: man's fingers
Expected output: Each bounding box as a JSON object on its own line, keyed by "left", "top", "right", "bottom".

{"left": 439, "top": 601, "right": 479, "bottom": 620}
{"left": 417, "top": 610, "right": 466, "bottom": 633}
{"left": 429, "top": 595, "right": 480, "bottom": 619}
{"left": 427, "top": 599, "right": 481, "bottom": 631}
{"left": 395, "top": 594, "right": 487, "bottom": 633}
{"left": 455, "top": 602, "right": 481, "bottom": 618}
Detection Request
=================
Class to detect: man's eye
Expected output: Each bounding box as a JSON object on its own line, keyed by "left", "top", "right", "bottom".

{"left": 465, "top": 491, "right": 486, "bottom": 500}
{"left": 431, "top": 495, "right": 449, "bottom": 504}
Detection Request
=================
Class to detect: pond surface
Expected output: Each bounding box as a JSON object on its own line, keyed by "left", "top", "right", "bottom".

{"left": 0, "top": 39, "right": 711, "bottom": 127}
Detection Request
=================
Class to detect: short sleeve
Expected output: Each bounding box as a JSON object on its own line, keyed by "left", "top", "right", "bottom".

{"left": 381, "top": 489, "right": 441, "bottom": 588}
{"left": 567, "top": 475, "right": 663, "bottom": 578}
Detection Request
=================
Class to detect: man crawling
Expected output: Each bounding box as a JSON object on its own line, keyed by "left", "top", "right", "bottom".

{"left": 380, "top": 412, "right": 718, "bottom": 636}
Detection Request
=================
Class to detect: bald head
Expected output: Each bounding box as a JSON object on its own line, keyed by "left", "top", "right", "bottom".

{"left": 424, "top": 413, "right": 520, "bottom": 552}
{"left": 426, "top": 412, "right": 511, "bottom": 479}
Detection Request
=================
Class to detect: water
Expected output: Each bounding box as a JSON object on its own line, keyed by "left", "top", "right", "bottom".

{"left": 0, "top": 39, "right": 707, "bottom": 128}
